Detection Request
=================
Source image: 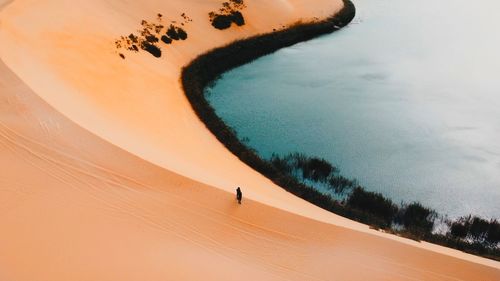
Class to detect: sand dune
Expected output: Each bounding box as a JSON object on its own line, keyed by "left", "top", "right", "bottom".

{"left": 1, "top": 58, "right": 499, "bottom": 280}
{"left": 0, "top": 0, "right": 499, "bottom": 280}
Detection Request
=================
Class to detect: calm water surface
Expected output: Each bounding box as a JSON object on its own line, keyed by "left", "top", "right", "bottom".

{"left": 207, "top": 0, "right": 500, "bottom": 218}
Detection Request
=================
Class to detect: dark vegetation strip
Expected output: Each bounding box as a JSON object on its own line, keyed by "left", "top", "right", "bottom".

{"left": 181, "top": 0, "right": 499, "bottom": 260}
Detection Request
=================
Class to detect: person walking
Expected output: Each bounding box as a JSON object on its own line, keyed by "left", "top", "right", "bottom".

{"left": 236, "top": 187, "right": 242, "bottom": 204}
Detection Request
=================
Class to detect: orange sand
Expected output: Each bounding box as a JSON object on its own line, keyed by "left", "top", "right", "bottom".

{"left": 0, "top": 0, "right": 499, "bottom": 280}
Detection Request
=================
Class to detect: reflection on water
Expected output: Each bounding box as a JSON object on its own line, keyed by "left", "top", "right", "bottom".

{"left": 207, "top": 0, "right": 500, "bottom": 218}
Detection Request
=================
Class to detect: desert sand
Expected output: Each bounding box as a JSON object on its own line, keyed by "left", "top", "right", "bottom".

{"left": 0, "top": 0, "right": 499, "bottom": 280}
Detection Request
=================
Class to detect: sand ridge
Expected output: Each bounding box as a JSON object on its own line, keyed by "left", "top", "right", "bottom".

{"left": 0, "top": 0, "right": 499, "bottom": 280}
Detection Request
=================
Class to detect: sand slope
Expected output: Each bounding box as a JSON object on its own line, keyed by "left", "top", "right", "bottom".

{"left": 1, "top": 59, "right": 499, "bottom": 280}
{"left": 0, "top": 0, "right": 499, "bottom": 280}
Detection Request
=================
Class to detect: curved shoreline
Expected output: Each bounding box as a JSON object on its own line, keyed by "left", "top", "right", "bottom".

{"left": 182, "top": 0, "right": 355, "bottom": 210}
{"left": 181, "top": 1, "right": 500, "bottom": 261}
{"left": 182, "top": 0, "right": 357, "bottom": 221}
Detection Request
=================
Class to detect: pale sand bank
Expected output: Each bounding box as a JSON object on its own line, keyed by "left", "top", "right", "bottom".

{"left": 0, "top": 0, "right": 499, "bottom": 280}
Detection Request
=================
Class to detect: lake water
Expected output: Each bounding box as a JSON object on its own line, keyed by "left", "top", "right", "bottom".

{"left": 206, "top": 0, "right": 500, "bottom": 219}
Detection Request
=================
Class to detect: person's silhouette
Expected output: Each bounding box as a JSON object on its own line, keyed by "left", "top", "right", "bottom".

{"left": 236, "top": 187, "right": 242, "bottom": 204}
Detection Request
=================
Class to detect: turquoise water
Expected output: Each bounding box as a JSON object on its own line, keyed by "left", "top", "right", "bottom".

{"left": 207, "top": 0, "right": 500, "bottom": 218}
